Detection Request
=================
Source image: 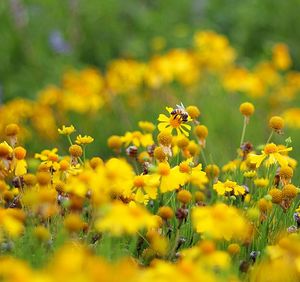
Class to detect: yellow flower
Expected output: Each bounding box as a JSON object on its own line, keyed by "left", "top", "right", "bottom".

{"left": 158, "top": 107, "right": 191, "bottom": 136}
{"left": 75, "top": 134, "right": 94, "bottom": 145}
{"left": 153, "top": 162, "right": 188, "bottom": 193}
{"left": 249, "top": 143, "right": 292, "bottom": 168}
{"left": 58, "top": 125, "right": 76, "bottom": 135}
{"left": 138, "top": 121, "right": 156, "bottom": 132}
{"left": 122, "top": 131, "right": 154, "bottom": 147}
{"left": 95, "top": 202, "right": 157, "bottom": 236}
{"left": 192, "top": 203, "right": 250, "bottom": 241}
{"left": 213, "top": 180, "right": 245, "bottom": 196}
{"left": 132, "top": 174, "right": 160, "bottom": 204}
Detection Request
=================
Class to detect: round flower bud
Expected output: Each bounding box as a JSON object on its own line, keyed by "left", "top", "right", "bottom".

{"left": 186, "top": 105, "right": 200, "bottom": 119}
{"left": 14, "top": 146, "right": 26, "bottom": 160}
{"left": 23, "top": 174, "right": 37, "bottom": 186}
{"left": 269, "top": 188, "right": 283, "bottom": 204}
{"left": 157, "top": 130, "right": 172, "bottom": 146}
{"left": 195, "top": 191, "right": 205, "bottom": 202}
{"left": 36, "top": 171, "right": 51, "bottom": 186}
{"left": 282, "top": 184, "right": 297, "bottom": 199}
{"left": 153, "top": 147, "right": 167, "bottom": 162}
{"left": 5, "top": 123, "right": 20, "bottom": 136}
{"left": 187, "top": 141, "right": 199, "bottom": 156}
{"left": 3, "top": 191, "right": 14, "bottom": 202}
{"left": 239, "top": 102, "right": 255, "bottom": 117}
{"left": 89, "top": 157, "right": 103, "bottom": 169}
{"left": 176, "top": 136, "right": 189, "bottom": 149}
{"left": 0, "top": 143, "right": 11, "bottom": 158}
{"left": 34, "top": 226, "right": 51, "bottom": 242}
{"left": 69, "top": 145, "right": 83, "bottom": 158}
{"left": 258, "top": 198, "right": 272, "bottom": 212}
{"left": 138, "top": 151, "right": 150, "bottom": 163}
{"left": 194, "top": 125, "right": 208, "bottom": 139}
{"left": 64, "top": 213, "right": 85, "bottom": 233}
{"left": 158, "top": 206, "right": 174, "bottom": 220}
{"left": 177, "top": 190, "right": 192, "bottom": 204}
{"left": 227, "top": 243, "right": 241, "bottom": 255}
{"left": 107, "top": 135, "right": 122, "bottom": 150}
{"left": 269, "top": 116, "right": 284, "bottom": 131}
{"left": 279, "top": 166, "right": 293, "bottom": 180}
{"left": 205, "top": 164, "right": 220, "bottom": 179}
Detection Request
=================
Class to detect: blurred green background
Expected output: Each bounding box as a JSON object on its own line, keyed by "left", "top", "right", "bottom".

{"left": 1, "top": 0, "right": 300, "bottom": 175}
{"left": 2, "top": 0, "right": 300, "bottom": 101}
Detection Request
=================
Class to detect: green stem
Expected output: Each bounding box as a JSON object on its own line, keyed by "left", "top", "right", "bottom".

{"left": 67, "top": 135, "right": 73, "bottom": 146}
{"left": 266, "top": 131, "right": 274, "bottom": 144}
{"left": 200, "top": 149, "right": 207, "bottom": 166}
{"left": 240, "top": 116, "right": 248, "bottom": 146}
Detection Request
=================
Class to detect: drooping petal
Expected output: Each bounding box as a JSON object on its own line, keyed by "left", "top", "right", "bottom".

{"left": 274, "top": 152, "right": 289, "bottom": 167}
{"left": 249, "top": 153, "right": 266, "bottom": 168}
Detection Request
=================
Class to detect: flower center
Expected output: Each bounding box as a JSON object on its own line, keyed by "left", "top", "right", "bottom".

{"left": 134, "top": 176, "right": 145, "bottom": 187}
{"left": 158, "top": 163, "right": 170, "bottom": 176}
{"left": 264, "top": 143, "right": 278, "bottom": 154}
{"left": 169, "top": 116, "right": 181, "bottom": 128}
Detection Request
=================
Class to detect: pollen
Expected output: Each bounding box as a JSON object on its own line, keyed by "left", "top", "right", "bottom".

{"left": 194, "top": 125, "right": 208, "bottom": 139}
{"left": 158, "top": 206, "right": 174, "bottom": 220}
{"left": 107, "top": 135, "right": 123, "bottom": 149}
{"left": 14, "top": 146, "right": 26, "bottom": 160}
{"left": 157, "top": 130, "right": 173, "bottom": 146}
{"left": 154, "top": 147, "right": 167, "bottom": 162}
{"left": 69, "top": 144, "right": 83, "bottom": 157}
{"left": 133, "top": 176, "right": 145, "bottom": 187}
{"left": 5, "top": 123, "right": 20, "bottom": 136}
{"left": 186, "top": 105, "right": 200, "bottom": 119}
{"left": 269, "top": 116, "right": 284, "bottom": 131}
{"left": 169, "top": 115, "right": 182, "bottom": 128}
{"left": 282, "top": 184, "right": 297, "bottom": 199}
{"left": 269, "top": 188, "right": 283, "bottom": 204}
{"left": 177, "top": 190, "right": 192, "bottom": 204}
{"left": 239, "top": 102, "right": 255, "bottom": 117}
{"left": 264, "top": 143, "right": 278, "bottom": 154}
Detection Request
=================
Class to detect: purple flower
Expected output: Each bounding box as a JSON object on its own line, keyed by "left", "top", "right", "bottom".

{"left": 49, "top": 30, "right": 71, "bottom": 54}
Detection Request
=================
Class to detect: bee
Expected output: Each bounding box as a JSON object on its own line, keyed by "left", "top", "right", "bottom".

{"left": 171, "top": 103, "right": 189, "bottom": 122}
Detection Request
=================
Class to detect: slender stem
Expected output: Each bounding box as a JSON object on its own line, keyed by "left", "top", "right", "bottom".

{"left": 266, "top": 131, "right": 274, "bottom": 144}
{"left": 200, "top": 149, "right": 207, "bottom": 166}
{"left": 240, "top": 116, "right": 248, "bottom": 146}
{"left": 67, "top": 135, "right": 73, "bottom": 146}
{"left": 137, "top": 231, "right": 151, "bottom": 247}
{"left": 83, "top": 145, "right": 86, "bottom": 163}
